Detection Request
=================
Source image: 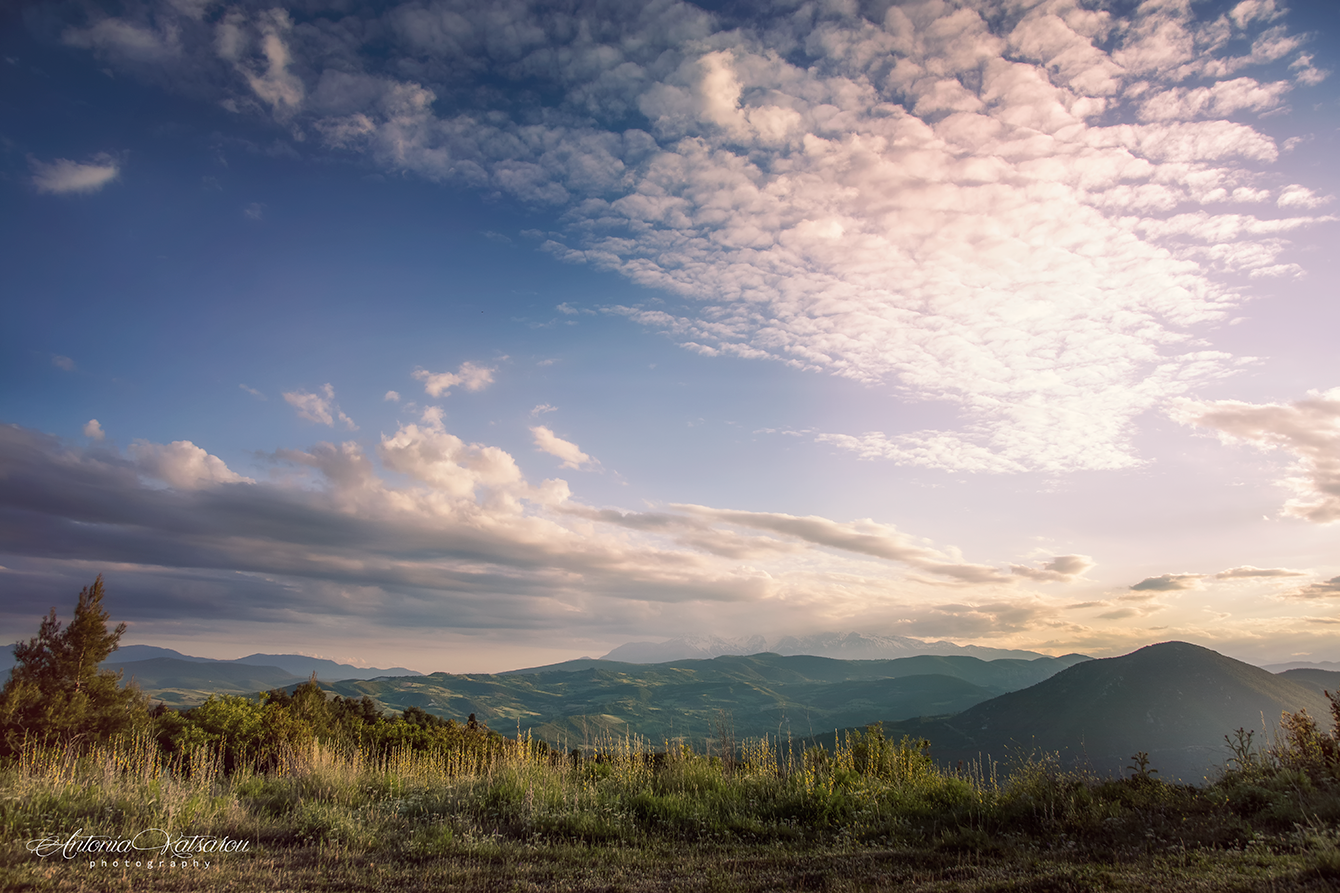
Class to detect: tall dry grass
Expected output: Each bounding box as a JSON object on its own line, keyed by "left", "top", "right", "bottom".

{"left": 3, "top": 721, "right": 1337, "bottom": 864}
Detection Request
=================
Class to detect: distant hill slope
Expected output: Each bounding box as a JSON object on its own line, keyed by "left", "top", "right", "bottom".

{"left": 229, "top": 653, "right": 420, "bottom": 680}
{"left": 108, "top": 645, "right": 221, "bottom": 664}
{"left": 601, "top": 632, "right": 1051, "bottom": 663}
{"left": 1277, "top": 668, "right": 1340, "bottom": 696}
{"left": 881, "top": 642, "right": 1333, "bottom": 783}
{"left": 0, "top": 644, "right": 425, "bottom": 706}
{"left": 507, "top": 652, "right": 1090, "bottom": 685}
{"left": 110, "top": 658, "right": 303, "bottom": 709}
{"left": 324, "top": 652, "right": 1089, "bottom": 744}
{"left": 1262, "top": 660, "right": 1340, "bottom": 673}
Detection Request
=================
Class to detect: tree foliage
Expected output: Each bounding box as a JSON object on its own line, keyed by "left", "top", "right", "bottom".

{"left": 0, "top": 575, "right": 148, "bottom": 755}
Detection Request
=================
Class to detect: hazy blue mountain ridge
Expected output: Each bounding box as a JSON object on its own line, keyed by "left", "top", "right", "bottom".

{"left": 1277, "top": 667, "right": 1340, "bottom": 696}
{"left": 601, "top": 632, "right": 1053, "bottom": 663}
{"left": 111, "top": 658, "right": 304, "bottom": 707}
{"left": 0, "top": 643, "right": 422, "bottom": 708}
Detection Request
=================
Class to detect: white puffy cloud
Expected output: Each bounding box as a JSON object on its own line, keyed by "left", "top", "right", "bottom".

{"left": 128, "top": 439, "right": 253, "bottom": 489}
{"left": 530, "top": 425, "right": 593, "bottom": 470}
{"left": 83, "top": 420, "right": 105, "bottom": 442}
{"left": 412, "top": 361, "right": 495, "bottom": 397}
{"left": 384, "top": 390, "right": 401, "bottom": 402}
{"left": 1136, "top": 77, "right": 1290, "bottom": 121}
{"left": 1277, "top": 185, "right": 1332, "bottom": 209}
{"left": 1171, "top": 388, "right": 1340, "bottom": 523}
{"left": 382, "top": 408, "right": 525, "bottom": 501}
{"left": 30, "top": 156, "right": 120, "bottom": 194}
{"left": 283, "top": 383, "right": 358, "bottom": 430}
{"left": 1289, "top": 53, "right": 1330, "bottom": 86}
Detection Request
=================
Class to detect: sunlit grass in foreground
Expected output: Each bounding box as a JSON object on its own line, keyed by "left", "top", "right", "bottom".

{"left": 3, "top": 723, "right": 1339, "bottom": 890}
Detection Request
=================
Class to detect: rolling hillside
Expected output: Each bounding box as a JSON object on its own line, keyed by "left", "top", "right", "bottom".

{"left": 878, "top": 642, "right": 1334, "bottom": 782}
{"left": 1276, "top": 667, "right": 1340, "bottom": 697}
{"left": 109, "top": 658, "right": 304, "bottom": 708}
{"left": 321, "top": 652, "right": 1091, "bottom": 744}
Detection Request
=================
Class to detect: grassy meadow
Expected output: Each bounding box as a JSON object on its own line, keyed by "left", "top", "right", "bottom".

{"left": 4, "top": 719, "right": 1340, "bottom": 892}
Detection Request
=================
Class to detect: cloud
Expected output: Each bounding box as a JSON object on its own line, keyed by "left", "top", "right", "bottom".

{"left": 875, "top": 598, "right": 1051, "bottom": 639}
{"left": 51, "top": 355, "right": 76, "bottom": 372}
{"left": 239, "top": 384, "right": 265, "bottom": 400}
{"left": 412, "top": 362, "right": 495, "bottom": 397}
{"left": 1214, "top": 565, "right": 1307, "bottom": 580}
{"left": 50, "top": 0, "right": 1335, "bottom": 475}
{"left": 531, "top": 404, "right": 556, "bottom": 416}
{"left": 1131, "top": 573, "right": 1204, "bottom": 592}
{"left": 30, "top": 156, "right": 121, "bottom": 195}
{"left": 63, "top": 14, "right": 183, "bottom": 64}
{"left": 1171, "top": 388, "right": 1340, "bottom": 523}
{"left": 384, "top": 390, "right": 401, "bottom": 402}
{"left": 667, "top": 505, "right": 1012, "bottom": 584}
{"left": 128, "top": 439, "right": 254, "bottom": 489}
{"left": 1286, "top": 577, "right": 1340, "bottom": 600}
{"left": 530, "top": 425, "right": 593, "bottom": 470}
{"left": 244, "top": 202, "right": 265, "bottom": 220}
{"left": 382, "top": 407, "right": 526, "bottom": 499}
{"left": 1277, "top": 185, "right": 1332, "bottom": 209}
{"left": 83, "top": 420, "right": 105, "bottom": 442}
{"left": 0, "top": 422, "right": 1038, "bottom": 648}
{"left": 1011, "top": 555, "right": 1094, "bottom": 583}
{"left": 1290, "top": 53, "right": 1330, "bottom": 87}
{"left": 283, "top": 383, "right": 358, "bottom": 430}
{"left": 233, "top": 9, "right": 304, "bottom": 118}
{"left": 1136, "top": 77, "right": 1290, "bottom": 121}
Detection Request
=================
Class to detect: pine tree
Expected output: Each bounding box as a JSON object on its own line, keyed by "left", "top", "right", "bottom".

{"left": 0, "top": 575, "right": 148, "bottom": 755}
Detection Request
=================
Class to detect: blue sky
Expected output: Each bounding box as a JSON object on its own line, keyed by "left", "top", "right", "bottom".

{"left": 2, "top": 0, "right": 1339, "bottom": 672}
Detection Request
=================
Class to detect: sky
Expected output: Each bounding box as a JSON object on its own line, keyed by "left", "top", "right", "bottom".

{"left": 2, "top": 0, "right": 1338, "bottom": 673}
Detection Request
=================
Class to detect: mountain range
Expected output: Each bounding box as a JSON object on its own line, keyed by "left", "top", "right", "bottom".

{"left": 3, "top": 635, "right": 1334, "bottom": 782}
{"left": 320, "top": 652, "right": 1092, "bottom": 745}
{"left": 600, "top": 632, "right": 1054, "bottom": 663}
{"left": 0, "top": 643, "right": 423, "bottom": 708}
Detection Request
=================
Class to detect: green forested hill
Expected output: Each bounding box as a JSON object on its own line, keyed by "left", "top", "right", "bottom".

{"left": 319, "top": 652, "right": 1090, "bottom": 744}
{"left": 872, "top": 642, "right": 1332, "bottom": 782}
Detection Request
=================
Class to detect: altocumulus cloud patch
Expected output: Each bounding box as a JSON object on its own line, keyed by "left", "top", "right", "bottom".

{"left": 50, "top": 0, "right": 1336, "bottom": 474}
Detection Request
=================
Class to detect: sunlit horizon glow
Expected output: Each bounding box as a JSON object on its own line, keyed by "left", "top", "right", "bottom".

{"left": 2, "top": 0, "right": 1339, "bottom": 673}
